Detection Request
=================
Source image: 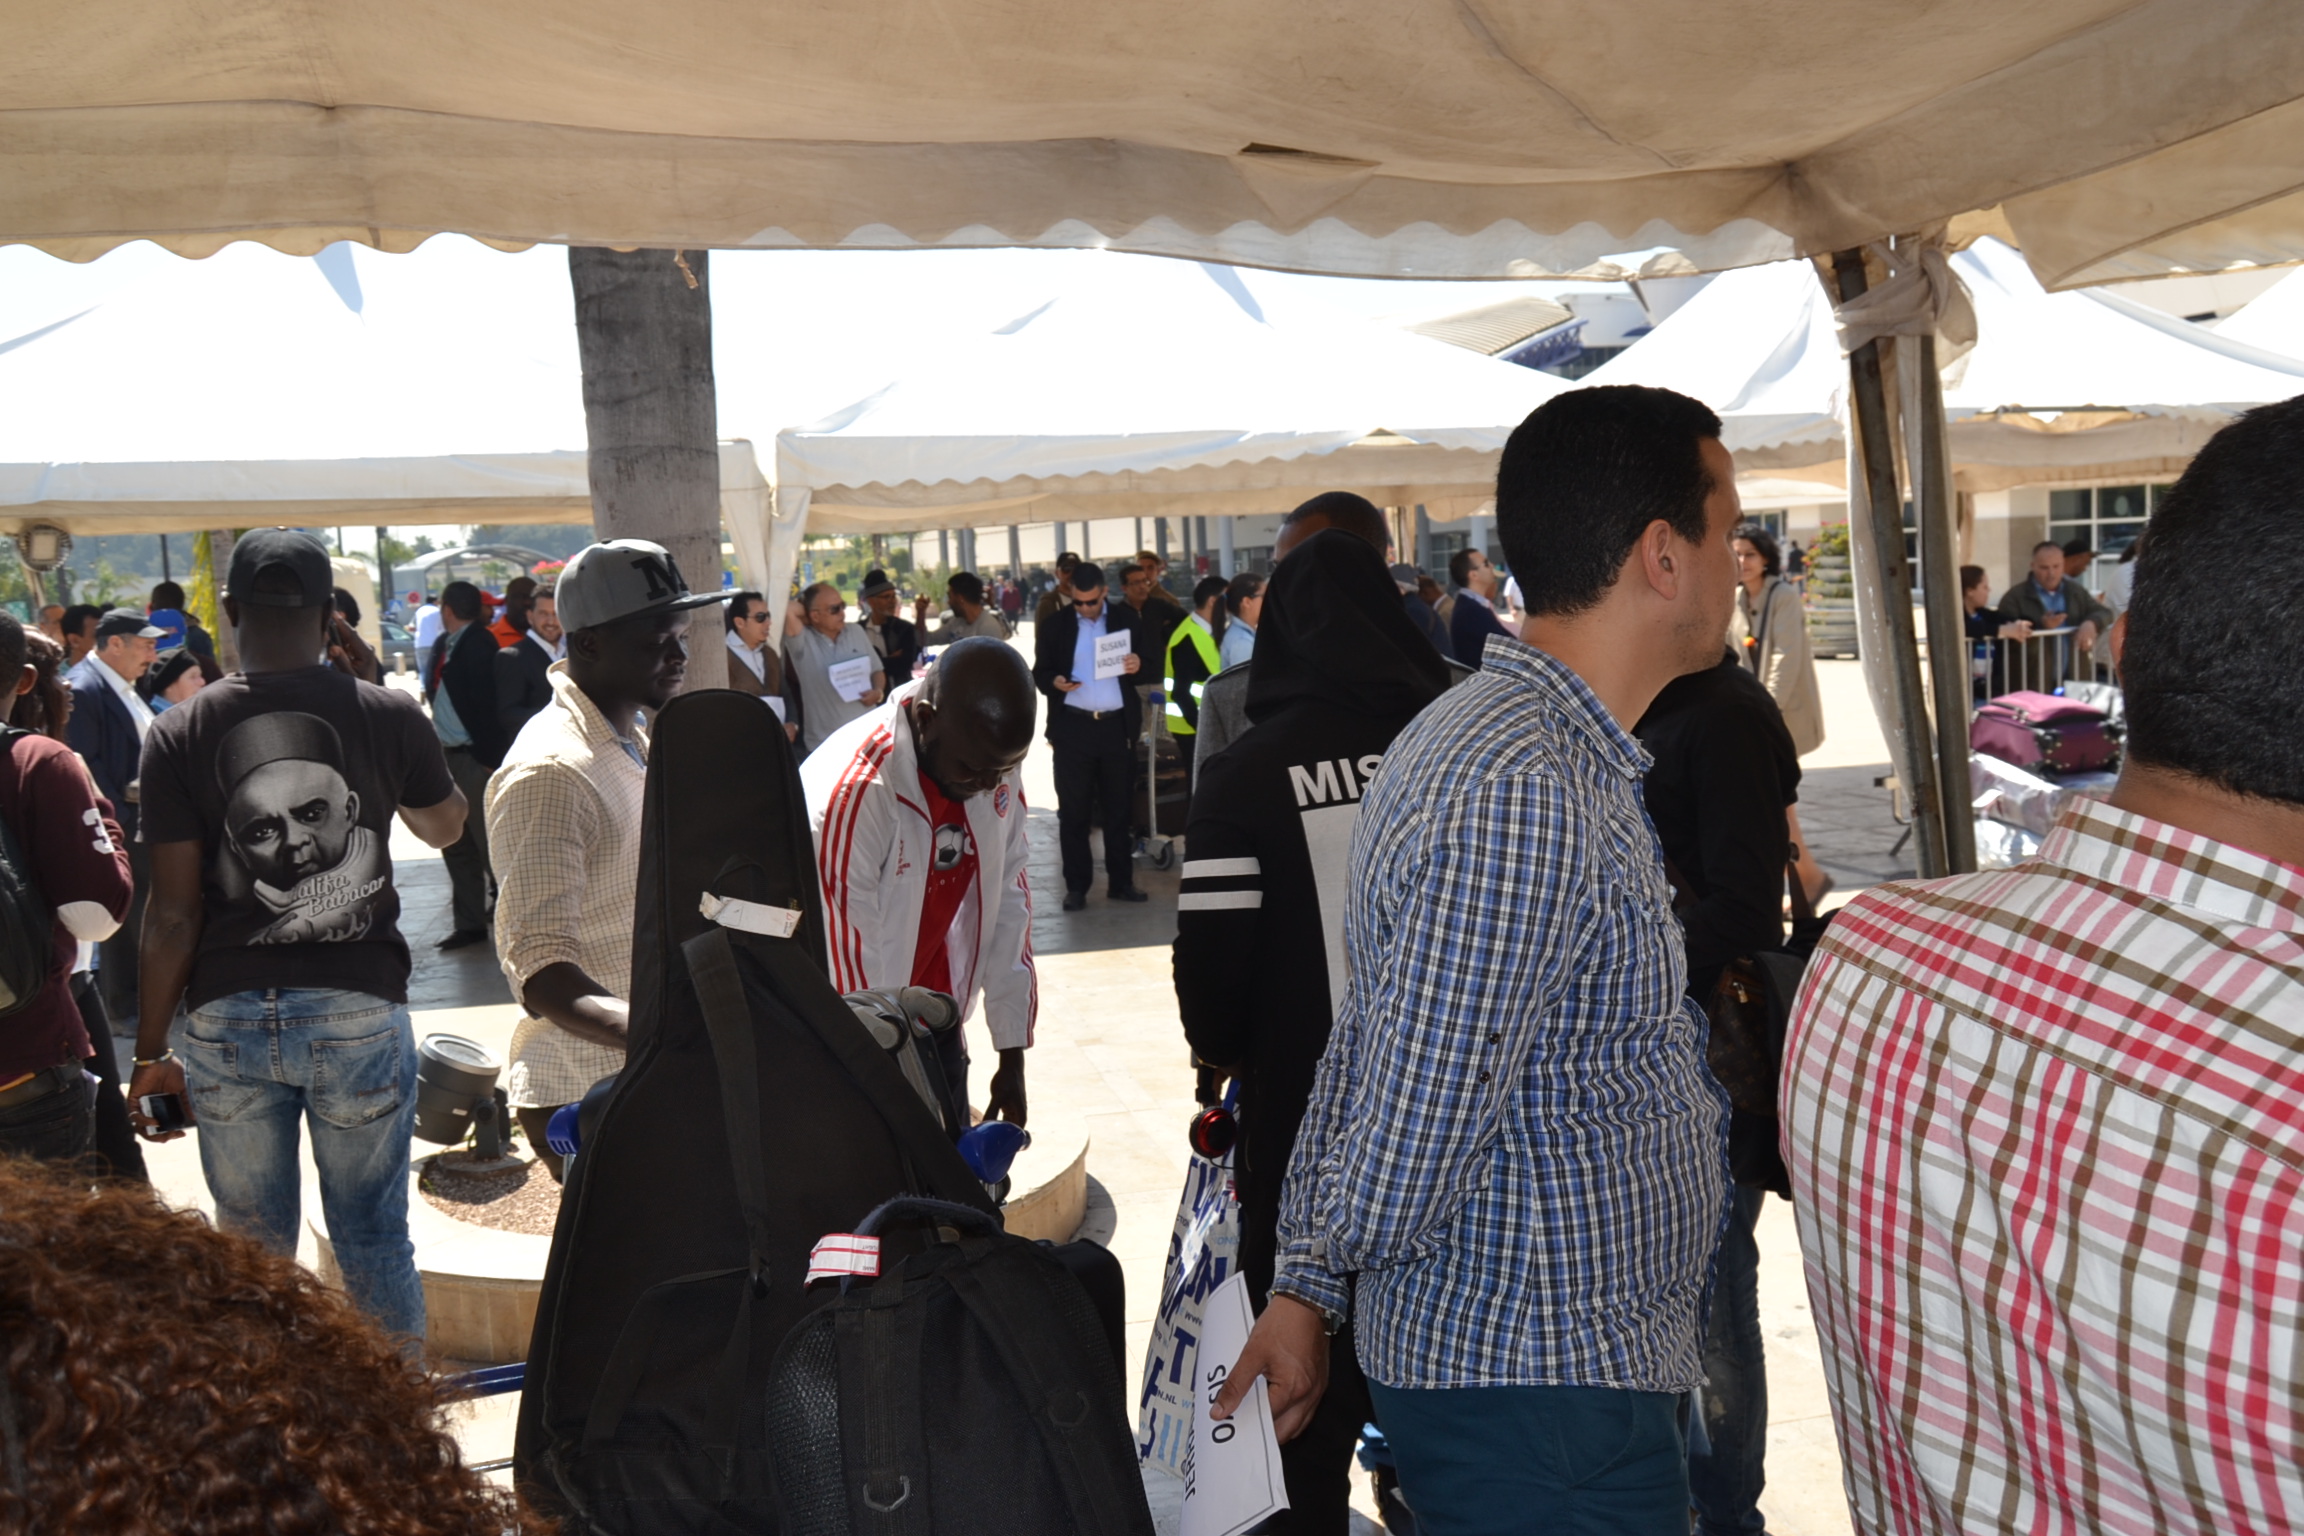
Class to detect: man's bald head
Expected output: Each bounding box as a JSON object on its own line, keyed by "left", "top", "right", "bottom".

{"left": 912, "top": 637, "right": 1038, "bottom": 799}
{"left": 1274, "top": 491, "right": 1389, "bottom": 563}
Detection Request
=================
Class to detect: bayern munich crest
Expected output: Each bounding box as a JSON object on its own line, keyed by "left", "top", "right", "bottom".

{"left": 993, "top": 784, "right": 1010, "bottom": 817}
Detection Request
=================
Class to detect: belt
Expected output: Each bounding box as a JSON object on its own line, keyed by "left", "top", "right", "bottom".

{"left": 1064, "top": 706, "right": 1124, "bottom": 721}
{"left": 0, "top": 1062, "right": 81, "bottom": 1110}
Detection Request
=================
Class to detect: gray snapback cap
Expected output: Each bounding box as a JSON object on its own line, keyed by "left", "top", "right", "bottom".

{"left": 555, "top": 539, "right": 728, "bottom": 632}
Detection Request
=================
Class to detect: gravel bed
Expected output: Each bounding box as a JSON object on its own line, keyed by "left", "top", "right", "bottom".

{"left": 417, "top": 1152, "right": 562, "bottom": 1236}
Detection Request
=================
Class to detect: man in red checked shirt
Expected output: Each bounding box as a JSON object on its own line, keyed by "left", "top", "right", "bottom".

{"left": 800, "top": 637, "right": 1039, "bottom": 1126}
{"left": 0, "top": 612, "right": 134, "bottom": 1165}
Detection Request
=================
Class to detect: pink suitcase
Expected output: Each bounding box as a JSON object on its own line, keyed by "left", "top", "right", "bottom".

{"left": 1971, "top": 690, "right": 2121, "bottom": 775}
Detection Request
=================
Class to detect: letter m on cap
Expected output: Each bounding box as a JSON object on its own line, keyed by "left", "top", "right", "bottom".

{"left": 629, "top": 553, "right": 675, "bottom": 601}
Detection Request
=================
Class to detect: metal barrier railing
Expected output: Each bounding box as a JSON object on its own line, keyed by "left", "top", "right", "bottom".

{"left": 1966, "top": 626, "right": 2113, "bottom": 711}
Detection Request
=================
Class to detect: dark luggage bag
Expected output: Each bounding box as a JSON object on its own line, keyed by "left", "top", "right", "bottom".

{"left": 1970, "top": 689, "right": 2121, "bottom": 776}
{"left": 767, "top": 1197, "right": 1153, "bottom": 1536}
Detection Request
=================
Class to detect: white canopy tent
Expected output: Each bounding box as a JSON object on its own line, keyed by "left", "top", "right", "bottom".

{"left": 2216, "top": 268, "right": 2304, "bottom": 355}
{"left": 766, "top": 256, "right": 1569, "bottom": 602}
{"left": 3, "top": 0, "right": 2301, "bottom": 291}
{"left": 1584, "top": 240, "right": 2304, "bottom": 492}
{"left": 0, "top": 236, "right": 788, "bottom": 547}
{"left": 0, "top": 238, "right": 1563, "bottom": 601}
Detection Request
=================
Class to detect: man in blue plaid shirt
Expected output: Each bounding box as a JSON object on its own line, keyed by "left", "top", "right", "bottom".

{"left": 1216, "top": 386, "right": 1740, "bottom": 1534}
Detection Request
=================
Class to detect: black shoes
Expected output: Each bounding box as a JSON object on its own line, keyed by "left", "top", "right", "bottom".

{"left": 437, "top": 929, "right": 490, "bottom": 951}
{"left": 1059, "top": 887, "right": 1145, "bottom": 911}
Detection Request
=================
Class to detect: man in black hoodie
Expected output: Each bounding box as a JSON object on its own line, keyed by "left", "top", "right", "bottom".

{"left": 1172, "top": 528, "right": 1451, "bottom": 1532}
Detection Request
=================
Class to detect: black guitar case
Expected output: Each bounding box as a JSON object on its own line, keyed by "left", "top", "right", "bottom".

{"left": 514, "top": 689, "right": 999, "bottom": 1532}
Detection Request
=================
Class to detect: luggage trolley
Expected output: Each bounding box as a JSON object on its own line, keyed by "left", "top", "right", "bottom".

{"left": 1133, "top": 686, "right": 1186, "bottom": 870}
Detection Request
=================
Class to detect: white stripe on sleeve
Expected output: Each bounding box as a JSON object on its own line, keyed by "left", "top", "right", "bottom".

{"left": 1178, "top": 891, "right": 1263, "bottom": 911}
{"left": 1181, "top": 857, "right": 1262, "bottom": 880}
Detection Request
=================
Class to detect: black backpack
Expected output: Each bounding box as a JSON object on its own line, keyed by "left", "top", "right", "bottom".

{"left": 766, "top": 1196, "right": 1154, "bottom": 1536}
{"left": 0, "top": 727, "right": 55, "bottom": 1020}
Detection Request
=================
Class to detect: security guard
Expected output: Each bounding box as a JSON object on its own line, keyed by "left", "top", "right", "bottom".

{"left": 1163, "top": 575, "right": 1229, "bottom": 787}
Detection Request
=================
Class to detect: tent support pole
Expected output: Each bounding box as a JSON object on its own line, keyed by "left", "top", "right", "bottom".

{"left": 570, "top": 245, "right": 725, "bottom": 691}
{"left": 1219, "top": 515, "right": 1236, "bottom": 579}
{"left": 1008, "top": 525, "right": 1022, "bottom": 582}
{"left": 1831, "top": 249, "right": 1948, "bottom": 879}
{"left": 1917, "top": 336, "right": 1975, "bottom": 873}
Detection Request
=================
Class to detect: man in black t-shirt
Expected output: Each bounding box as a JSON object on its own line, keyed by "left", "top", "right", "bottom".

{"left": 1632, "top": 648, "right": 1802, "bottom": 1536}
{"left": 129, "top": 530, "right": 468, "bottom": 1342}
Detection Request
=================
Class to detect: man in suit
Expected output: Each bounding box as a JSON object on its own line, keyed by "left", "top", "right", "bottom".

{"left": 495, "top": 581, "right": 564, "bottom": 746}
{"left": 67, "top": 608, "right": 164, "bottom": 1017}
{"left": 1031, "top": 561, "right": 1155, "bottom": 911}
{"left": 1447, "top": 547, "right": 1515, "bottom": 667}
{"left": 424, "top": 581, "right": 508, "bottom": 949}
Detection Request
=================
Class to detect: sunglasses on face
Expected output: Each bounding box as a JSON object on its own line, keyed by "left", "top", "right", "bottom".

{"left": 1072, "top": 595, "right": 1103, "bottom": 607}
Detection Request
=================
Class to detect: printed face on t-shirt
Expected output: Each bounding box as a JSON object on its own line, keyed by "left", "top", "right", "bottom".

{"left": 210, "top": 710, "right": 391, "bottom": 945}
{"left": 226, "top": 758, "right": 360, "bottom": 890}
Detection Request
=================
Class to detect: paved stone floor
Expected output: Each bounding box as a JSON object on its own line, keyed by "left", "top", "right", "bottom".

{"left": 138, "top": 652, "right": 1911, "bottom": 1533}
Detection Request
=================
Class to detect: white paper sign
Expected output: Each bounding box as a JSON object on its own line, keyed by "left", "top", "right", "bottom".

{"left": 1092, "top": 630, "right": 1133, "bottom": 681}
{"left": 826, "top": 654, "right": 874, "bottom": 702}
{"left": 1180, "top": 1271, "right": 1289, "bottom": 1536}
{"left": 763, "top": 694, "right": 788, "bottom": 723}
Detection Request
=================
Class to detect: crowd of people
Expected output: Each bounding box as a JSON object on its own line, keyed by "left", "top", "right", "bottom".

{"left": 1, "top": 383, "right": 2297, "bottom": 1536}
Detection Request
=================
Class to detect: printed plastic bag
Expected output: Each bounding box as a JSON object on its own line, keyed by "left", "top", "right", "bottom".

{"left": 1137, "top": 1145, "right": 1242, "bottom": 1477}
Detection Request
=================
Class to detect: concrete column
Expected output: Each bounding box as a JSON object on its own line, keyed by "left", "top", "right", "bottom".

{"left": 1218, "top": 515, "right": 1236, "bottom": 578}
{"left": 937, "top": 528, "right": 950, "bottom": 572}
{"left": 1008, "top": 525, "right": 1022, "bottom": 580}
{"left": 1155, "top": 517, "right": 1170, "bottom": 566}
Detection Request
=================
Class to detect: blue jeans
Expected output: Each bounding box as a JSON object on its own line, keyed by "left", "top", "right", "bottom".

{"left": 181, "top": 989, "right": 425, "bottom": 1341}
{"left": 1367, "top": 1379, "right": 1688, "bottom": 1536}
{"left": 1690, "top": 1184, "right": 1769, "bottom": 1534}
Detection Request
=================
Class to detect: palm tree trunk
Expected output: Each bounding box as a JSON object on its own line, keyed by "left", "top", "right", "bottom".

{"left": 569, "top": 246, "right": 725, "bottom": 690}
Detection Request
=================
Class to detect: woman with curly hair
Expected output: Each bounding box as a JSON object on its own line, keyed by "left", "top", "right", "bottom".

{"left": 0, "top": 1160, "right": 551, "bottom": 1535}
{"left": 6, "top": 628, "right": 72, "bottom": 739}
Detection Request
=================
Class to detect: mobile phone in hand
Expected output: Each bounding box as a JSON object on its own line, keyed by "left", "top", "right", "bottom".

{"left": 138, "top": 1092, "right": 189, "bottom": 1135}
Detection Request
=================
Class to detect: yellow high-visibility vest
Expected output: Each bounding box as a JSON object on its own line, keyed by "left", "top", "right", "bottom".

{"left": 1163, "top": 616, "right": 1221, "bottom": 735}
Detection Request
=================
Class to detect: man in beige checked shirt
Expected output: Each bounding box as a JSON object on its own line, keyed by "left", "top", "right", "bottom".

{"left": 485, "top": 539, "right": 726, "bottom": 1177}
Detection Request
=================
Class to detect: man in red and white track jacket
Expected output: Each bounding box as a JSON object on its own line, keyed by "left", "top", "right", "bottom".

{"left": 801, "top": 638, "right": 1039, "bottom": 1124}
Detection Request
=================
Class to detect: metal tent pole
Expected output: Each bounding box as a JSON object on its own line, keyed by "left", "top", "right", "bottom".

{"left": 1831, "top": 248, "right": 1949, "bottom": 879}
{"left": 1916, "top": 337, "right": 1975, "bottom": 874}
{"left": 1218, "top": 515, "right": 1236, "bottom": 578}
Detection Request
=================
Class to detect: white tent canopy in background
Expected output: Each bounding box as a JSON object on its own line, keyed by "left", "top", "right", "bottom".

{"left": 1585, "top": 241, "right": 2304, "bottom": 493}
{"left": 766, "top": 257, "right": 1568, "bottom": 606}
{"left": 0, "top": 236, "right": 1568, "bottom": 598}
{"left": 0, "top": 238, "right": 789, "bottom": 559}
{"left": 2216, "top": 268, "right": 2304, "bottom": 355}
{"left": 3, "top": 0, "right": 2301, "bottom": 290}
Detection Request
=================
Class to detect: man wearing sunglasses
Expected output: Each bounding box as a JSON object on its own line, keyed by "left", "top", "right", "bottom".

{"left": 1030, "top": 561, "right": 1156, "bottom": 911}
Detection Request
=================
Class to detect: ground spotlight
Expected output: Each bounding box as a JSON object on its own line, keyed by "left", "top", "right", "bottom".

{"left": 414, "top": 1034, "right": 512, "bottom": 1161}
